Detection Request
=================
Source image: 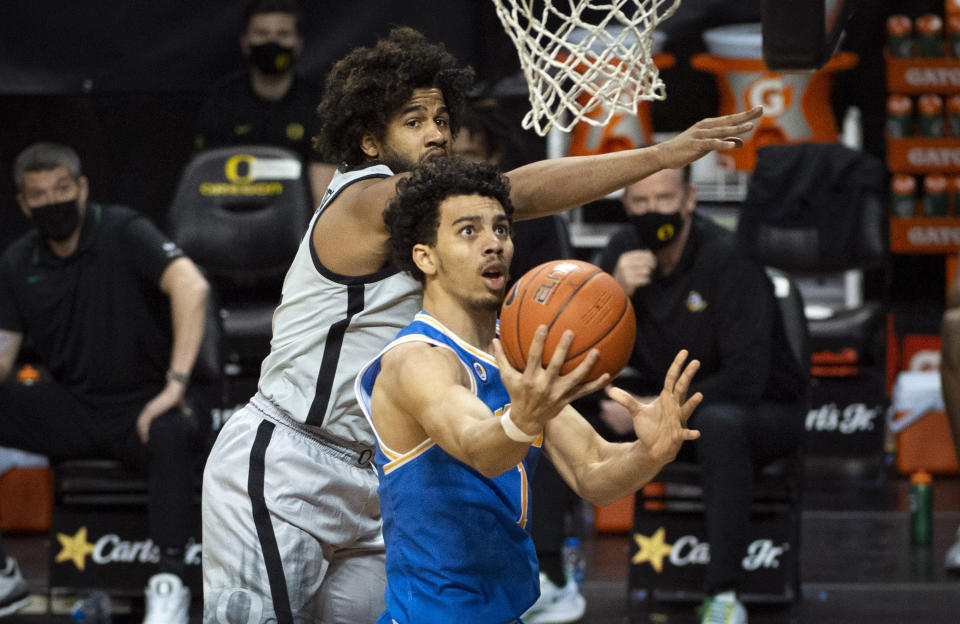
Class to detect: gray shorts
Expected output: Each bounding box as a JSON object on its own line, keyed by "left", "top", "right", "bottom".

{"left": 201, "top": 396, "right": 385, "bottom": 623}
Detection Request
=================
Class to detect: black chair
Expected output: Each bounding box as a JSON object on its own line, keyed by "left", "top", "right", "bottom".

{"left": 737, "top": 142, "right": 888, "bottom": 458}
{"left": 628, "top": 268, "right": 809, "bottom": 609}
{"left": 166, "top": 145, "right": 313, "bottom": 379}
{"left": 737, "top": 142, "right": 887, "bottom": 372}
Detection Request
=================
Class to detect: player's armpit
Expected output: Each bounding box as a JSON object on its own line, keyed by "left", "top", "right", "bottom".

{"left": 312, "top": 174, "right": 410, "bottom": 275}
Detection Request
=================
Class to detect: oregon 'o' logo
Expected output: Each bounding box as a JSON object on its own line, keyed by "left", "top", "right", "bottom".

{"left": 224, "top": 154, "right": 256, "bottom": 184}
{"left": 656, "top": 223, "right": 675, "bottom": 242}
{"left": 215, "top": 588, "right": 264, "bottom": 623}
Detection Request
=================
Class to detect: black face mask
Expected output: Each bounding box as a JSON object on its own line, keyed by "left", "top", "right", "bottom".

{"left": 248, "top": 41, "right": 295, "bottom": 75}
{"left": 628, "top": 212, "right": 684, "bottom": 252}
{"left": 30, "top": 199, "right": 81, "bottom": 242}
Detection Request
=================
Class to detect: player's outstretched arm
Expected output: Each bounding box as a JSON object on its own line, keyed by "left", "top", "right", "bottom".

{"left": 543, "top": 350, "right": 701, "bottom": 506}
{"left": 504, "top": 107, "right": 762, "bottom": 221}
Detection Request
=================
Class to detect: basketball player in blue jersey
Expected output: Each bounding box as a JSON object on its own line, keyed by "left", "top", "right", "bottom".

{"left": 202, "top": 26, "right": 758, "bottom": 624}
{"left": 356, "top": 157, "right": 702, "bottom": 623}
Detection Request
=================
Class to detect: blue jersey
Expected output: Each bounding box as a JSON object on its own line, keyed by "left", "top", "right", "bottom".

{"left": 356, "top": 311, "right": 542, "bottom": 623}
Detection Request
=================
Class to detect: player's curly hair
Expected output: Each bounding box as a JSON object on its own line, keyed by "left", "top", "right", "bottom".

{"left": 314, "top": 27, "right": 475, "bottom": 166}
{"left": 384, "top": 156, "right": 513, "bottom": 284}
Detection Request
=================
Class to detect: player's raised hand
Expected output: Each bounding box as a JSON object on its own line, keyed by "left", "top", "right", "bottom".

{"left": 657, "top": 106, "right": 762, "bottom": 170}
{"left": 606, "top": 349, "right": 701, "bottom": 464}
{"left": 493, "top": 326, "right": 609, "bottom": 432}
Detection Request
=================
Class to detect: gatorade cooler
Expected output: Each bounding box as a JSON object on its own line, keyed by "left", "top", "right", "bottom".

{"left": 691, "top": 23, "right": 858, "bottom": 171}
{"left": 565, "top": 29, "right": 674, "bottom": 156}
{"left": 0, "top": 466, "right": 52, "bottom": 532}
{"left": 888, "top": 371, "right": 958, "bottom": 475}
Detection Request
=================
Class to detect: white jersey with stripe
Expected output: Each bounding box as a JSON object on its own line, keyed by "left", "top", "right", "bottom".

{"left": 256, "top": 162, "right": 422, "bottom": 447}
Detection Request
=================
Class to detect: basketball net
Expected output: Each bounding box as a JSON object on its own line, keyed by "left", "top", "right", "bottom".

{"left": 491, "top": 0, "right": 681, "bottom": 136}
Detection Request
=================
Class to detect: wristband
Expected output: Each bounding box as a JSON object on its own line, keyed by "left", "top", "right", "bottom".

{"left": 500, "top": 409, "right": 538, "bottom": 443}
{"left": 166, "top": 369, "right": 190, "bottom": 387}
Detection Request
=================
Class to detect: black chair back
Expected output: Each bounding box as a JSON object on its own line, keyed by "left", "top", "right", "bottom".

{"left": 166, "top": 145, "right": 312, "bottom": 299}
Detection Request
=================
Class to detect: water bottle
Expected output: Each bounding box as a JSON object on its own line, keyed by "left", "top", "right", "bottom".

{"left": 909, "top": 470, "right": 933, "bottom": 546}
{"left": 561, "top": 536, "right": 586, "bottom": 587}
{"left": 71, "top": 590, "right": 111, "bottom": 623}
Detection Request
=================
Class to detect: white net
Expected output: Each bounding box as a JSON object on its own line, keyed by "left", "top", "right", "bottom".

{"left": 491, "top": 0, "right": 681, "bottom": 136}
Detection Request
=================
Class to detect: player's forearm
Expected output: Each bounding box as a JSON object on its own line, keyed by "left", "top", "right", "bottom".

{"left": 423, "top": 389, "right": 541, "bottom": 478}
{"left": 505, "top": 146, "right": 667, "bottom": 220}
{"left": 166, "top": 267, "right": 210, "bottom": 380}
{"left": 0, "top": 331, "right": 23, "bottom": 385}
{"left": 571, "top": 440, "right": 668, "bottom": 507}
{"left": 449, "top": 415, "right": 539, "bottom": 478}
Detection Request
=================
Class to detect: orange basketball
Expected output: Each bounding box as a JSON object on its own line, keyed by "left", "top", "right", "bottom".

{"left": 499, "top": 260, "right": 636, "bottom": 382}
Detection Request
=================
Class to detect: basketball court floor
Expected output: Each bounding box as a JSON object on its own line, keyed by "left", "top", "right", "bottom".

{"left": 2, "top": 457, "right": 959, "bottom": 623}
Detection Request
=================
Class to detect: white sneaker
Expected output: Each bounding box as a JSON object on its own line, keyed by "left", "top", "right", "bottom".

{"left": 945, "top": 526, "right": 960, "bottom": 572}
{"left": 698, "top": 591, "right": 747, "bottom": 624}
{"left": 143, "top": 573, "right": 190, "bottom": 624}
{"left": 0, "top": 557, "right": 30, "bottom": 617}
{"left": 522, "top": 572, "right": 586, "bottom": 624}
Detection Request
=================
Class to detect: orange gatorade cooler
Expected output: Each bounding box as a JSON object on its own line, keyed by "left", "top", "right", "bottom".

{"left": 916, "top": 13, "right": 944, "bottom": 57}
{"left": 889, "top": 371, "right": 957, "bottom": 475}
{"left": 923, "top": 173, "right": 949, "bottom": 216}
{"left": 887, "top": 94, "right": 914, "bottom": 137}
{"left": 886, "top": 14, "right": 914, "bottom": 58}
{"left": 890, "top": 174, "right": 917, "bottom": 218}
{"left": 917, "top": 93, "right": 945, "bottom": 137}
{"left": 691, "top": 23, "right": 857, "bottom": 170}
{"left": 564, "top": 28, "right": 673, "bottom": 156}
{"left": 950, "top": 0, "right": 960, "bottom": 13}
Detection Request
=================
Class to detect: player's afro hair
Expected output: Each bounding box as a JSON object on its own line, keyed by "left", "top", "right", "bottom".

{"left": 314, "top": 27, "right": 475, "bottom": 166}
{"left": 384, "top": 156, "right": 513, "bottom": 284}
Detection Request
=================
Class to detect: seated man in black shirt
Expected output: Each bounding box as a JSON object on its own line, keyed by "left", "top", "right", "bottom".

{"left": 0, "top": 142, "right": 210, "bottom": 624}
{"left": 592, "top": 166, "right": 807, "bottom": 624}
{"left": 193, "top": 0, "right": 334, "bottom": 206}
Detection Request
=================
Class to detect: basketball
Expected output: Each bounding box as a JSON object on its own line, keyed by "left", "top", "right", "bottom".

{"left": 499, "top": 260, "right": 636, "bottom": 382}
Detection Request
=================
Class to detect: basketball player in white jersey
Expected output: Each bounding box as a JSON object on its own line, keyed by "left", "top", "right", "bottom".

{"left": 201, "top": 26, "right": 761, "bottom": 624}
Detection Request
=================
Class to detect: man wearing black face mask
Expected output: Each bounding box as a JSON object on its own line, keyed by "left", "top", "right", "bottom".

{"left": 592, "top": 166, "right": 807, "bottom": 624}
{"left": 193, "top": 0, "right": 335, "bottom": 206}
{"left": 0, "top": 142, "right": 211, "bottom": 623}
